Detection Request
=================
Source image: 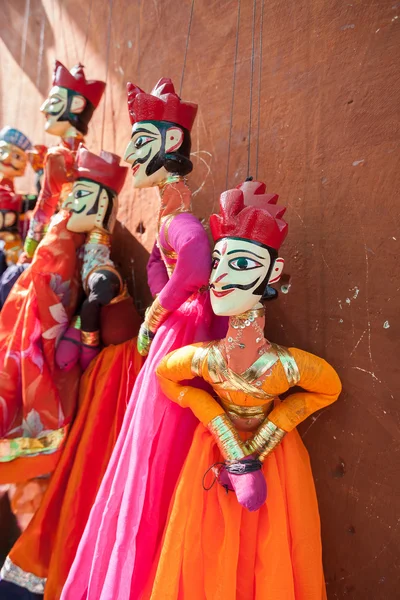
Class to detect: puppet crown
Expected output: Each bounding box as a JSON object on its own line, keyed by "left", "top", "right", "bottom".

{"left": 126, "top": 77, "right": 197, "bottom": 131}
{"left": 75, "top": 145, "right": 128, "bottom": 195}
{"left": 210, "top": 180, "right": 288, "bottom": 251}
{"left": 53, "top": 61, "right": 106, "bottom": 108}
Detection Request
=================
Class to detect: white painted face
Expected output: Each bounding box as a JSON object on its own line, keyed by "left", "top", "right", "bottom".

{"left": 209, "top": 237, "right": 284, "bottom": 316}
{"left": 0, "top": 141, "right": 28, "bottom": 178}
{"left": 40, "top": 86, "right": 86, "bottom": 136}
{"left": 64, "top": 179, "right": 114, "bottom": 233}
{"left": 124, "top": 121, "right": 184, "bottom": 188}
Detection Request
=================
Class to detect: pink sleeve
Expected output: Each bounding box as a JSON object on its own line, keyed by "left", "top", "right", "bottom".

{"left": 147, "top": 242, "right": 169, "bottom": 298}
{"left": 157, "top": 213, "right": 211, "bottom": 312}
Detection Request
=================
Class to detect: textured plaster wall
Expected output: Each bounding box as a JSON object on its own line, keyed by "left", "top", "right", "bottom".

{"left": 0, "top": 1, "right": 399, "bottom": 597}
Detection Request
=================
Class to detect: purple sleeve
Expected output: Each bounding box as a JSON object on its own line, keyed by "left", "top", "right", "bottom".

{"left": 158, "top": 213, "right": 211, "bottom": 312}
{"left": 147, "top": 242, "right": 169, "bottom": 298}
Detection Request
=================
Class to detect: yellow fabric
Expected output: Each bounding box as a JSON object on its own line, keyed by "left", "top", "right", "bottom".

{"left": 156, "top": 343, "right": 342, "bottom": 432}
{"left": 157, "top": 344, "right": 225, "bottom": 425}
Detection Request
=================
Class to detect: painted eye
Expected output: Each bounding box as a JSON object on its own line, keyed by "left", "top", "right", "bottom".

{"left": 228, "top": 257, "right": 262, "bottom": 270}
{"left": 12, "top": 153, "right": 21, "bottom": 160}
{"left": 134, "top": 136, "right": 154, "bottom": 149}
{"left": 75, "top": 190, "right": 91, "bottom": 199}
{"left": 211, "top": 257, "right": 220, "bottom": 270}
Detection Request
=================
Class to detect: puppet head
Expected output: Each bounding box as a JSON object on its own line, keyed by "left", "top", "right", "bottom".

{"left": 0, "top": 126, "right": 32, "bottom": 180}
{"left": 64, "top": 145, "right": 128, "bottom": 233}
{"left": 124, "top": 78, "right": 197, "bottom": 188}
{"left": 209, "top": 180, "right": 288, "bottom": 316}
{"left": 40, "top": 61, "right": 106, "bottom": 137}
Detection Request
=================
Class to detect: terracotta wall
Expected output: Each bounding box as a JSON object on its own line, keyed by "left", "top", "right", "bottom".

{"left": 1, "top": 0, "right": 399, "bottom": 597}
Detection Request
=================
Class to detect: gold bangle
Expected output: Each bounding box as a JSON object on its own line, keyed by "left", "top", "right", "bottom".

{"left": 145, "top": 297, "right": 170, "bottom": 334}
{"left": 207, "top": 414, "right": 246, "bottom": 461}
{"left": 81, "top": 330, "right": 100, "bottom": 347}
{"left": 245, "top": 420, "right": 286, "bottom": 462}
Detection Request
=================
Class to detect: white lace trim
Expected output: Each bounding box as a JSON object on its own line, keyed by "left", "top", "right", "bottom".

{"left": 1, "top": 556, "right": 46, "bottom": 593}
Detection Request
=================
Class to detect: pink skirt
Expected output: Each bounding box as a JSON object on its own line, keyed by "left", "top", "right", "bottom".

{"left": 61, "top": 292, "right": 226, "bottom": 600}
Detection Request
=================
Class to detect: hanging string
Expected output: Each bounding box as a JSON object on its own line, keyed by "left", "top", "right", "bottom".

{"left": 83, "top": 0, "right": 94, "bottom": 63}
{"left": 255, "top": 0, "right": 264, "bottom": 179}
{"left": 247, "top": 0, "right": 257, "bottom": 177}
{"left": 15, "top": 0, "right": 31, "bottom": 124}
{"left": 59, "top": 0, "right": 70, "bottom": 66}
{"left": 136, "top": 0, "right": 141, "bottom": 79}
{"left": 101, "top": 0, "right": 114, "bottom": 150}
{"left": 179, "top": 0, "right": 195, "bottom": 95}
{"left": 225, "top": 0, "right": 241, "bottom": 189}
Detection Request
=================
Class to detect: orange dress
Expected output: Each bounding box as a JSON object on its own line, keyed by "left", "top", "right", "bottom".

{"left": 0, "top": 210, "right": 84, "bottom": 483}
{"left": 1, "top": 338, "right": 143, "bottom": 598}
{"left": 143, "top": 340, "right": 342, "bottom": 600}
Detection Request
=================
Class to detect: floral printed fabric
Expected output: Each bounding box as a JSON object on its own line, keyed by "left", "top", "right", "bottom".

{"left": 0, "top": 211, "right": 84, "bottom": 479}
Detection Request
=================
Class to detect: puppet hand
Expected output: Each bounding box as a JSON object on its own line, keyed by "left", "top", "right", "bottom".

{"left": 137, "top": 323, "right": 155, "bottom": 356}
{"left": 56, "top": 327, "right": 81, "bottom": 370}
{"left": 80, "top": 345, "right": 100, "bottom": 370}
{"left": 17, "top": 252, "right": 32, "bottom": 265}
{"left": 225, "top": 457, "right": 267, "bottom": 512}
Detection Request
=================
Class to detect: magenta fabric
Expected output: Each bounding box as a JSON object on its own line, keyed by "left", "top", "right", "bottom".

{"left": 146, "top": 242, "right": 168, "bottom": 298}
{"left": 61, "top": 213, "right": 227, "bottom": 600}
{"left": 157, "top": 213, "right": 212, "bottom": 311}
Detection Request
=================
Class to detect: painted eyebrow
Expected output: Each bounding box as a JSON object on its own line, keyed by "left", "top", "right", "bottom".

{"left": 75, "top": 182, "right": 93, "bottom": 189}
{"left": 226, "top": 249, "right": 265, "bottom": 259}
{"left": 132, "top": 128, "right": 157, "bottom": 136}
{"left": 212, "top": 249, "right": 221, "bottom": 255}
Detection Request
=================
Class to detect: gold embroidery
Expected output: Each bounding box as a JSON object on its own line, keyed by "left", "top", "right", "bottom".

{"left": 146, "top": 297, "right": 170, "bottom": 333}
{"left": 0, "top": 426, "right": 69, "bottom": 463}
{"left": 207, "top": 344, "right": 277, "bottom": 401}
{"left": 245, "top": 419, "right": 286, "bottom": 461}
{"left": 229, "top": 306, "right": 265, "bottom": 328}
{"left": 273, "top": 344, "right": 300, "bottom": 386}
{"left": 207, "top": 414, "right": 246, "bottom": 460}
{"left": 221, "top": 400, "right": 275, "bottom": 432}
{"left": 191, "top": 343, "right": 210, "bottom": 377}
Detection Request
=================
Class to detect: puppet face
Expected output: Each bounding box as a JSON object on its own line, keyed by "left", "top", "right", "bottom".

{"left": 209, "top": 237, "right": 284, "bottom": 316}
{"left": 0, "top": 141, "right": 28, "bottom": 178}
{"left": 0, "top": 211, "right": 18, "bottom": 231}
{"left": 124, "top": 121, "right": 184, "bottom": 188}
{"left": 64, "top": 179, "right": 113, "bottom": 233}
{"left": 40, "top": 86, "right": 86, "bottom": 136}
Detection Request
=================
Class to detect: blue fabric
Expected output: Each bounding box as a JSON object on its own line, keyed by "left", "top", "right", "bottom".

{"left": 0, "top": 264, "right": 28, "bottom": 309}
{"left": 0, "top": 580, "right": 43, "bottom": 599}
{"left": 0, "top": 250, "right": 7, "bottom": 278}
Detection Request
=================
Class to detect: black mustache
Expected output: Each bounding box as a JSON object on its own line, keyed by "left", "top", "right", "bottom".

{"left": 133, "top": 148, "right": 152, "bottom": 167}
{"left": 64, "top": 203, "right": 87, "bottom": 214}
{"left": 208, "top": 278, "right": 260, "bottom": 292}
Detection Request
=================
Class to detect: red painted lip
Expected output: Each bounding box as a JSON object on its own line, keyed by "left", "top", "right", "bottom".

{"left": 0, "top": 161, "right": 12, "bottom": 166}
{"left": 212, "top": 288, "right": 234, "bottom": 298}
{"left": 131, "top": 164, "right": 140, "bottom": 176}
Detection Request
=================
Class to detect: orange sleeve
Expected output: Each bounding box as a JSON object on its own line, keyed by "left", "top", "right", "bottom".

{"left": 156, "top": 345, "right": 225, "bottom": 425}
{"left": 268, "top": 347, "right": 342, "bottom": 432}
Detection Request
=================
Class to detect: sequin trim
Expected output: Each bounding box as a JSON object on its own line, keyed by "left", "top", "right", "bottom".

{"left": 1, "top": 557, "right": 46, "bottom": 593}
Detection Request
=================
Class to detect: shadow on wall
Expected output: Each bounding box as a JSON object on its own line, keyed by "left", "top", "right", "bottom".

{"left": 1, "top": 0, "right": 54, "bottom": 97}
{"left": 111, "top": 220, "right": 151, "bottom": 313}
